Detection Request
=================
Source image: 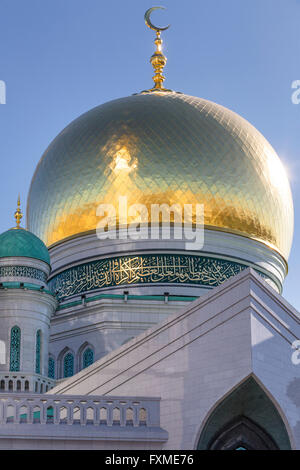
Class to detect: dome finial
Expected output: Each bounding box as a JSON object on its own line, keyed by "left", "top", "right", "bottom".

{"left": 143, "top": 7, "right": 172, "bottom": 93}
{"left": 14, "top": 194, "right": 23, "bottom": 229}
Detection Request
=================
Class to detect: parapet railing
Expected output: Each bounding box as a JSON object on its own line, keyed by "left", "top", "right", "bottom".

{"left": 0, "top": 393, "right": 161, "bottom": 428}
{"left": 0, "top": 373, "right": 55, "bottom": 394}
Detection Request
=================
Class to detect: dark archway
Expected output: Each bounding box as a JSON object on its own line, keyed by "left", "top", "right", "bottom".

{"left": 197, "top": 377, "right": 291, "bottom": 450}
{"left": 208, "top": 416, "right": 278, "bottom": 450}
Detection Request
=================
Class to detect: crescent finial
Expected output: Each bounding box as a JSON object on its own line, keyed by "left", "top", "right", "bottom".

{"left": 144, "top": 6, "right": 170, "bottom": 32}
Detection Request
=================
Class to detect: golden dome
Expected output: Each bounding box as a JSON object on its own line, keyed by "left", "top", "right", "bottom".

{"left": 26, "top": 92, "right": 294, "bottom": 260}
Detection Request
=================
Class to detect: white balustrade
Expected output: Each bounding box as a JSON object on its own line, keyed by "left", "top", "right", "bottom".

{"left": 0, "top": 373, "right": 55, "bottom": 393}
{"left": 0, "top": 393, "right": 161, "bottom": 428}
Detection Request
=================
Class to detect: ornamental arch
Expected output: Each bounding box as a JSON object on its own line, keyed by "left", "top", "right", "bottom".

{"left": 196, "top": 376, "right": 292, "bottom": 450}
{"left": 76, "top": 342, "right": 95, "bottom": 371}
{"left": 57, "top": 346, "right": 75, "bottom": 379}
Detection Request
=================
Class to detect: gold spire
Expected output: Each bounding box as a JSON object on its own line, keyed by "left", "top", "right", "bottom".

{"left": 14, "top": 195, "right": 23, "bottom": 229}
{"left": 143, "top": 7, "right": 172, "bottom": 93}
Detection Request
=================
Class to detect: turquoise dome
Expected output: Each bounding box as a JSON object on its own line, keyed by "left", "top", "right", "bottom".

{"left": 0, "top": 228, "right": 50, "bottom": 265}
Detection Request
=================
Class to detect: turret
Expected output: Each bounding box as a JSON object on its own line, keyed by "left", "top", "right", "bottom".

{"left": 0, "top": 198, "right": 57, "bottom": 392}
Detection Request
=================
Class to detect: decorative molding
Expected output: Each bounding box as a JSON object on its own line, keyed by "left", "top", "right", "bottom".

{"left": 48, "top": 254, "right": 274, "bottom": 301}
{"left": 0, "top": 265, "right": 47, "bottom": 283}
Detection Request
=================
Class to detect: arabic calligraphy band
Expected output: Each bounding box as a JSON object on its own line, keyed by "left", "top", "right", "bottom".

{"left": 48, "top": 254, "right": 275, "bottom": 301}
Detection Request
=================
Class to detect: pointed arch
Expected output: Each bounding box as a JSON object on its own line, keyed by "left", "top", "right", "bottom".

{"left": 196, "top": 376, "right": 292, "bottom": 450}
{"left": 207, "top": 416, "right": 278, "bottom": 450}
{"left": 76, "top": 342, "right": 95, "bottom": 371}
{"left": 82, "top": 348, "right": 94, "bottom": 369}
{"left": 58, "top": 347, "right": 75, "bottom": 379}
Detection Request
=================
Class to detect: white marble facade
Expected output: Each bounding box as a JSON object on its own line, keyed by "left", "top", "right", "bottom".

{"left": 0, "top": 268, "right": 298, "bottom": 449}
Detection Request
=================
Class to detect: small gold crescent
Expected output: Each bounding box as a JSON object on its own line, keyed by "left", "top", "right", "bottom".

{"left": 144, "top": 7, "right": 170, "bottom": 32}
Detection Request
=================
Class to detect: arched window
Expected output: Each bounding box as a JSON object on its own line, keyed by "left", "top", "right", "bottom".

{"left": 48, "top": 356, "right": 55, "bottom": 379}
{"left": 63, "top": 352, "right": 74, "bottom": 378}
{"left": 82, "top": 348, "right": 94, "bottom": 369}
{"left": 35, "top": 330, "right": 42, "bottom": 374}
{"left": 10, "top": 326, "right": 21, "bottom": 372}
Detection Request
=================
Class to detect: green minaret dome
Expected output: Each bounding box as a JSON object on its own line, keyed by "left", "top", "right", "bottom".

{"left": 0, "top": 228, "right": 50, "bottom": 265}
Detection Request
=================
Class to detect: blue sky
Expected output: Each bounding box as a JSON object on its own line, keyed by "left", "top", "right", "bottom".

{"left": 0, "top": 0, "right": 299, "bottom": 308}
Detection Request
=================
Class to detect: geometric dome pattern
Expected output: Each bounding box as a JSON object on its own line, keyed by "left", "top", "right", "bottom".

{"left": 26, "top": 92, "right": 294, "bottom": 260}
{"left": 0, "top": 228, "right": 50, "bottom": 264}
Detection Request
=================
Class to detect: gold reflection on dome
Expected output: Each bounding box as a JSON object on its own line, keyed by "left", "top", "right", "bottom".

{"left": 110, "top": 147, "right": 137, "bottom": 173}
{"left": 26, "top": 92, "right": 294, "bottom": 260}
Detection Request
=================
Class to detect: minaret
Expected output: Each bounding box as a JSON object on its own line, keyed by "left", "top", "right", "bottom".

{"left": 0, "top": 198, "right": 57, "bottom": 393}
